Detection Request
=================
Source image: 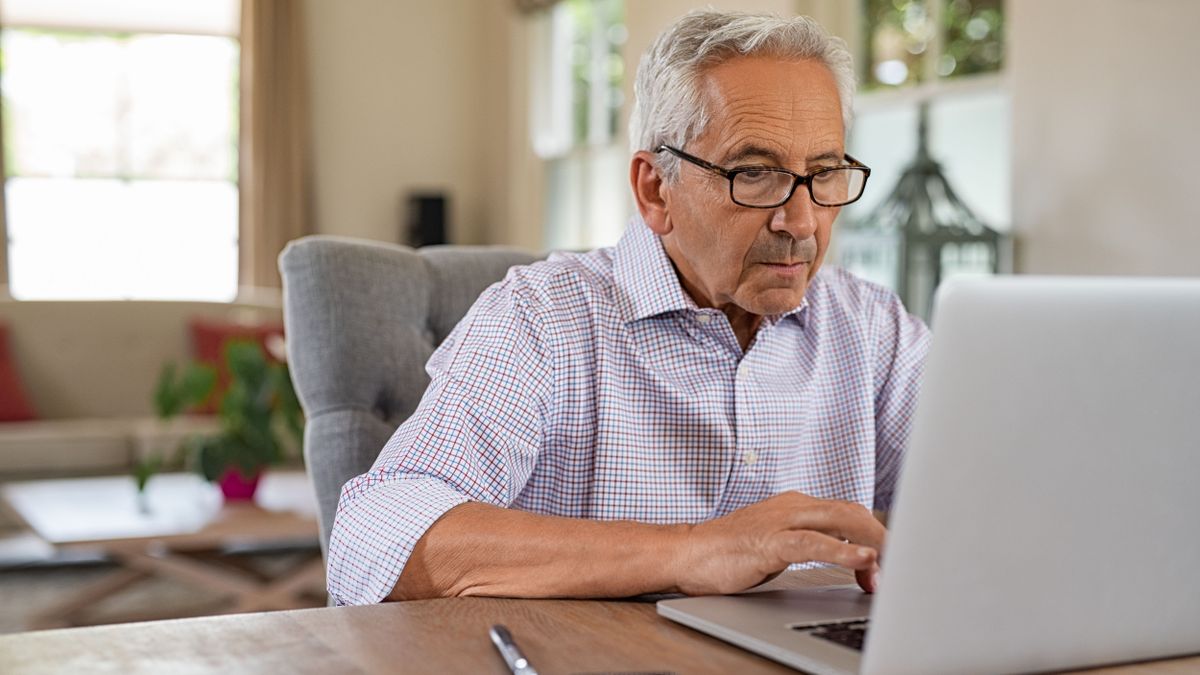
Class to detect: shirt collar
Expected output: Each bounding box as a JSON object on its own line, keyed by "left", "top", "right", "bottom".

{"left": 613, "top": 216, "right": 698, "bottom": 323}
{"left": 771, "top": 294, "right": 810, "bottom": 329}
{"left": 612, "top": 215, "right": 811, "bottom": 329}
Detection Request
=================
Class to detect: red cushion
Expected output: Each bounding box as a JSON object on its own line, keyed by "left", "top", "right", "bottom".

{"left": 188, "top": 318, "right": 285, "bottom": 413}
{"left": 0, "top": 323, "right": 38, "bottom": 422}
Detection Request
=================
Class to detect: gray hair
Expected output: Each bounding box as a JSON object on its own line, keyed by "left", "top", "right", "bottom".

{"left": 629, "top": 10, "right": 856, "bottom": 183}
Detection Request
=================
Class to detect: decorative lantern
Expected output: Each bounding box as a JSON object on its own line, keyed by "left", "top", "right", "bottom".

{"left": 837, "top": 103, "right": 1011, "bottom": 320}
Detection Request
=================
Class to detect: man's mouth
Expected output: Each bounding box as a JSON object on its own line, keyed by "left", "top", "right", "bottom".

{"left": 759, "top": 261, "right": 810, "bottom": 277}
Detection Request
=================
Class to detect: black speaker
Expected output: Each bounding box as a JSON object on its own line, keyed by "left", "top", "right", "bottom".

{"left": 405, "top": 192, "right": 448, "bottom": 247}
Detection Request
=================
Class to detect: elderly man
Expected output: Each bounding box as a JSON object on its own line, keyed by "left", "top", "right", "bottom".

{"left": 327, "top": 10, "right": 929, "bottom": 606}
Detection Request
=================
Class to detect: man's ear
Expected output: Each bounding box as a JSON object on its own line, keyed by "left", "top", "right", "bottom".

{"left": 630, "top": 151, "right": 672, "bottom": 235}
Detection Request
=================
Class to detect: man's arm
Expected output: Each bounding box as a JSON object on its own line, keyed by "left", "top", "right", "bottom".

{"left": 390, "top": 491, "right": 885, "bottom": 600}
{"left": 870, "top": 289, "right": 932, "bottom": 513}
{"left": 326, "top": 277, "right": 560, "bottom": 606}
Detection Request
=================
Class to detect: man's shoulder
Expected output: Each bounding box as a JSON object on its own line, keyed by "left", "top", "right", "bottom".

{"left": 495, "top": 247, "right": 619, "bottom": 316}
{"left": 432, "top": 248, "right": 619, "bottom": 374}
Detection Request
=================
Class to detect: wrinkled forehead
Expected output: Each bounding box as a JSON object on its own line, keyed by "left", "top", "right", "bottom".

{"left": 693, "top": 56, "right": 845, "bottom": 164}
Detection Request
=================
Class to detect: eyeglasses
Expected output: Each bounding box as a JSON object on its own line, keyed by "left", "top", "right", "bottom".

{"left": 656, "top": 145, "right": 871, "bottom": 208}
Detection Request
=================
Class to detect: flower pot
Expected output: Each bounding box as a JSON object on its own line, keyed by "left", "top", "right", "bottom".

{"left": 217, "top": 467, "right": 262, "bottom": 501}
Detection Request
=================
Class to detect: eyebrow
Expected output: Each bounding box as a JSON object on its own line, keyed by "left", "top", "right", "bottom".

{"left": 722, "top": 144, "right": 845, "bottom": 168}
{"left": 723, "top": 144, "right": 783, "bottom": 165}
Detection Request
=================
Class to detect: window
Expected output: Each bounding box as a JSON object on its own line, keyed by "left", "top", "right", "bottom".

{"left": 838, "top": 0, "right": 1010, "bottom": 286}
{"left": 530, "top": 0, "right": 628, "bottom": 250}
{"left": 863, "top": 0, "right": 1003, "bottom": 89}
{"left": 848, "top": 0, "right": 1008, "bottom": 228}
{"left": 1, "top": 1, "right": 240, "bottom": 301}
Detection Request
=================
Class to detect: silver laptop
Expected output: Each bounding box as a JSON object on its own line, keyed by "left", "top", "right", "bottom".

{"left": 659, "top": 276, "right": 1200, "bottom": 675}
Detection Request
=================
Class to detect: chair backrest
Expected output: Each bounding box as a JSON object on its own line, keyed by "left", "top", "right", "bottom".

{"left": 279, "top": 235, "right": 541, "bottom": 555}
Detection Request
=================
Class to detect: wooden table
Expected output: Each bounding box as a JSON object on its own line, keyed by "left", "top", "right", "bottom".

{"left": 0, "top": 471, "right": 325, "bottom": 629}
{"left": 1, "top": 567, "right": 1197, "bottom": 674}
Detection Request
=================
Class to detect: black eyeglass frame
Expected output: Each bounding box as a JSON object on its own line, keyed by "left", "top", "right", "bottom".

{"left": 656, "top": 144, "right": 872, "bottom": 208}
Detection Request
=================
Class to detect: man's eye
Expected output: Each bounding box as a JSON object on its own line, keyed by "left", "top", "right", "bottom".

{"left": 739, "top": 170, "right": 774, "bottom": 183}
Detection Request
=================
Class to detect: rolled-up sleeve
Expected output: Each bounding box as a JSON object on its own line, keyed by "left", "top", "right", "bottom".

{"left": 325, "top": 279, "right": 556, "bottom": 605}
{"left": 870, "top": 293, "right": 931, "bottom": 513}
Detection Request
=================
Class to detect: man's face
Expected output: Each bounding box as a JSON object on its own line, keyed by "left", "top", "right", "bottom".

{"left": 657, "top": 56, "right": 846, "bottom": 318}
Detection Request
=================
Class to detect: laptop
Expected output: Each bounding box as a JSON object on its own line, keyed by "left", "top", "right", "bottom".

{"left": 658, "top": 276, "right": 1200, "bottom": 675}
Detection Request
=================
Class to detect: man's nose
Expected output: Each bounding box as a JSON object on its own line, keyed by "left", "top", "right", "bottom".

{"left": 767, "top": 185, "right": 821, "bottom": 240}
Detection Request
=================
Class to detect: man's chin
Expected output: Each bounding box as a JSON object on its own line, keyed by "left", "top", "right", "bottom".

{"left": 741, "top": 285, "right": 809, "bottom": 317}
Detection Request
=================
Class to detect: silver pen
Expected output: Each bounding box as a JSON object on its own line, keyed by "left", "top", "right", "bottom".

{"left": 489, "top": 624, "right": 539, "bottom": 675}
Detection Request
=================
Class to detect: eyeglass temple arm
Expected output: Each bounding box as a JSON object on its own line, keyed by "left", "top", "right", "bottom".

{"left": 655, "top": 145, "right": 734, "bottom": 178}
{"left": 842, "top": 153, "right": 869, "bottom": 170}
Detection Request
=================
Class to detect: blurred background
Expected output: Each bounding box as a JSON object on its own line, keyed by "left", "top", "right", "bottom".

{"left": 2, "top": 0, "right": 1198, "bottom": 305}
{"left": 0, "top": 0, "right": 1198, "bottom": 632}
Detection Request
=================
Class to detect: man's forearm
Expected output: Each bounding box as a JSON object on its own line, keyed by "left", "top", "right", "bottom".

{"left": 388, "top": 501, "right": 690, "bottom": 601}
{"left": 386, "top": 491, "right": 886, "bottom": 601}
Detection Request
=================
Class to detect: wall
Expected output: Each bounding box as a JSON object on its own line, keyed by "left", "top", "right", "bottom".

{"left": 1009, "top": 0, "right": 1200, "bottom": 275}
{"left": 484, "top": 6, "right": 547, "bottom": 252}
{"left": 304, "top": 0, "right": 492, "bottom": 245}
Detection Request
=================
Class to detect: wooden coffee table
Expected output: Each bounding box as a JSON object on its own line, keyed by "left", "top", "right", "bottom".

{"left": 0, "top": 470, "right": 325, "bottom": 630}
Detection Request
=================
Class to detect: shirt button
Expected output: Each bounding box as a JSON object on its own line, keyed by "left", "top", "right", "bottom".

{"left": 696, "top": 313, "right": 712, "bottom": 325}
{"left": 743, "top": 450, "right": 758, "bottom": 465}
{"left": 737, "top": 365, "right": 750, "bottom": 381}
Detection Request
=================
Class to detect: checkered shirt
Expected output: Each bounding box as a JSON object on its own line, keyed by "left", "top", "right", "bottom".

{"left": 326, "top": 217, "right": 931, "bottom": 605}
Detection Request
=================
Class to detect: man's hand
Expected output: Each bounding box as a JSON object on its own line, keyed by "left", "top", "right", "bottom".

{"left": 673, "top": 491, "right": 885, "bottom": 596}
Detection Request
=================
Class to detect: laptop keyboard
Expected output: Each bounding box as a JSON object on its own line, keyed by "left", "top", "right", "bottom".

{"left": 793, "top": 619, "right": 869, "bottom": 651}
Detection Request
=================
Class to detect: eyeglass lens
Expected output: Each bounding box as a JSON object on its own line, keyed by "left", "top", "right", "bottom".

{"left": 732, "top": 168, "right": 865, "bottom": 207}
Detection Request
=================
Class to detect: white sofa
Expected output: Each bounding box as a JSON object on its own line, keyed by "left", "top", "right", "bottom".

{"left": 0, "top": 296, "right": 283, "bottom": 477}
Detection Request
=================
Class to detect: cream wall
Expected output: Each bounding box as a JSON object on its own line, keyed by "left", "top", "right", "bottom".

{"left": 1009, "top": 0, "right": 1200, "bottom": 275}
{"left": 304, "top": 0, "right": 492, "bottom": 245}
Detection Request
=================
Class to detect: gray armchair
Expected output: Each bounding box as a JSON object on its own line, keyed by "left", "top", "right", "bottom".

{"left": 278, "top": 236, "right": 540, "bottom": 556}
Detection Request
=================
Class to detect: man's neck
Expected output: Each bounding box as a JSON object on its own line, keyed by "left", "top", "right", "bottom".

{"left": 674, "top": 268, "right": 762, "bottom": 353}
{"left": 723, "top": 307, "right": 763, "bottom": 354}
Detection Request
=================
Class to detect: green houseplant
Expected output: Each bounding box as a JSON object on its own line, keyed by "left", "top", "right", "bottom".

{"left": 152, "top": 340, "right": 303, "bottom": 499}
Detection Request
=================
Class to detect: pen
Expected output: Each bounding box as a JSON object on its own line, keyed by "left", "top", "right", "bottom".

{"left": 489, "top": 624, "right": 539, "bottom": 675}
